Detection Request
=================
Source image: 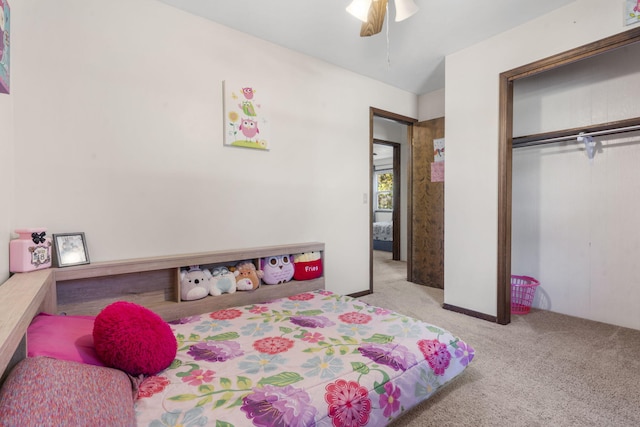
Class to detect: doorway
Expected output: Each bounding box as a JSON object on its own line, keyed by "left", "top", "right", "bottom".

{"left": 372, "top": 141, "right": 401, "bottom": 261}
{"left": 367, "top": 108, "right": 445, "bottom": 293}
{"left": 367, "top": 108, "right": 416, "bottom": 295}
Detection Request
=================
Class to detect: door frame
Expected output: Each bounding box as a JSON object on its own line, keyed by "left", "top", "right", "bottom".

{"left": 367, "top": 107, "right": 417, "bottom": 295}
{"left": 497, "top": 27, "right": 640, "bottom": 325}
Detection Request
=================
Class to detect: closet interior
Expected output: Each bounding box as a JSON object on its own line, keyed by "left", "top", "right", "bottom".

{"left": 510, "top": 41, "right": 640, "bottom": 330}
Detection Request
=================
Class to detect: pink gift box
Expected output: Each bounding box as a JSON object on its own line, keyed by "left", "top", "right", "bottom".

{"left": 9, "top": 228, "right": 52, "bottom": 273}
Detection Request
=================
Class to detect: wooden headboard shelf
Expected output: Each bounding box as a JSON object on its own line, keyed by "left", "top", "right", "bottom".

{"left": 0, "top": 269, "right": 55, "bottom": 381}
{"left": 0, "top": 242, "right": 325, "bottom": 378}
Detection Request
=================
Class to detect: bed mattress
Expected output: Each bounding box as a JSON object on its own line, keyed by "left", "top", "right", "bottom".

{"left": 373, "top": 221, "right": 393, "bottom": 242}
{"left": 135, "top": 290, "right": 474, "bottom": 426}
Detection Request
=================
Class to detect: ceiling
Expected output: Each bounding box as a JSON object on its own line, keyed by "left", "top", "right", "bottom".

{"left": 373, "top": 143, "right": 394, "bottom": 160}
{"left": 157, "top": 0, "right": 575, "bottom": 95}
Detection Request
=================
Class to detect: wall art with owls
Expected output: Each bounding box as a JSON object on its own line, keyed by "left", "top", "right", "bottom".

{"left": 223, "top": 80, "right": 270, "bottom": 150}
{"left": 260, "top": 254, "right": 295, "bottom": 285}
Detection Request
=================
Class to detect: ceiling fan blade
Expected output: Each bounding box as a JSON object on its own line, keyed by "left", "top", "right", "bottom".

{"left": 360, "top": 0, "right": 387, "bottom": 37}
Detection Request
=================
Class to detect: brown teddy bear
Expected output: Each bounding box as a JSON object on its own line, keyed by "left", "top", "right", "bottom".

{"left": 234, "top": 260, "right": 263, "bottom": 291}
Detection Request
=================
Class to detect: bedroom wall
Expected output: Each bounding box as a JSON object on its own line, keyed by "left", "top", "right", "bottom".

{"left": 511, "top": 43, "right": 640, "bottom": 330}
{"left": 0, "top": 0, "right": 12, "bottom": 282}
{"left": 418, "top": 88, "right": 445, "bottom": 122}
{"left": 9, "top": 0, "right": 417, "bottom": 296}
{"left": 0, "top": 81, "right": 11, "bottom": 282}
{"left": 444, "top": 0, "right": 640, "bottom": 317}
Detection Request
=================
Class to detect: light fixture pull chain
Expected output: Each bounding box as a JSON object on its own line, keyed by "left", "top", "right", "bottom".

{"left": 386, "top": 1, "right": 391, "bottom": 68}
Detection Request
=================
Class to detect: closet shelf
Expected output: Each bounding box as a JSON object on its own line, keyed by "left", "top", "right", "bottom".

{"left": 512, "top": 116, "right": 640, "bottom": 148}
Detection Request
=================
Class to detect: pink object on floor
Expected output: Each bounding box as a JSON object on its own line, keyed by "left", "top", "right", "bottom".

{"left": 511, "top": 275, "right": 540, "bottom": 315}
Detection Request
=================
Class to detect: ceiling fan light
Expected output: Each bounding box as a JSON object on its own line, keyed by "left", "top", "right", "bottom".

{"left": 347, "top": 0, "right": 373, "bottom": 23}
{"left": 394, "top": 0, "right": 419, "bottom": 22}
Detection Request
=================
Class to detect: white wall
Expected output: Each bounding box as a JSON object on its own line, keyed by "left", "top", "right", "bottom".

{"left": 512, "top": 43, "right": 640, "bottom": 330}
{"left": 418, "top": 88, "right": 445, "bottom": 122}
{"left": 513, "top": 44, "right": 640, "bottom": 136}
{"left": 0, "top": 75, "right": 11, "bottom": 282}
{"left": 373, "top": 118, "right": 409, "bottom": 261}
{"left": 8, "top": 0, "right": 417, "bottom": 296}
{"left": 444, "top": 0, "right": 640, "bottom": 317}
{"left": 0, "top": 0, "right": 11, "bottom": 281}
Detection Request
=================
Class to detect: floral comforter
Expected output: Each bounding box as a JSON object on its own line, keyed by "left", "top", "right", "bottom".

{"left": 135, "top": 290, "right": 474, "bottom": 427}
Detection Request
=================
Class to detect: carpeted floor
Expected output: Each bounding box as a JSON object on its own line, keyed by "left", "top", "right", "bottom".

{"left": 357, "top": 251, "right": 640, "bottom": 427}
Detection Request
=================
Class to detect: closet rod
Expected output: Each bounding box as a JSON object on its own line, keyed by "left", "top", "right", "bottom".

{"left": 513, "top": 123, "right": 640, "bottom": 148}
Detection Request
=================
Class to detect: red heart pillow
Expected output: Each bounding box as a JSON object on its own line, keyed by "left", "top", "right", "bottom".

{"left": 93, "top": 301, "right": 176, "bottom": 376}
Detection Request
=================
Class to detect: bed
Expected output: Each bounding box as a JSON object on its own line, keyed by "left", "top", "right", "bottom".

{"left": 0, "top": 244, "right": 473, "bottom": 426}
{"left": 373, "top": 221, "right": 393, "bottom": 252}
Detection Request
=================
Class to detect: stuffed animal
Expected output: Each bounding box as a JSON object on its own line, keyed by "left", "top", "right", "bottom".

{"left": 292, "top": 252, "right": 323, "bottom": 281}
{"left": 209, "top": 266, "right": 237, "bottom": 296}
{"left": 234, "top": 260, "right": 263, "bottom": 291}
{"left": 180, "top": 266, "right": 210, "bottom": 301}
{"left": 261, "top": 255, "right": 294, "bottom": 285}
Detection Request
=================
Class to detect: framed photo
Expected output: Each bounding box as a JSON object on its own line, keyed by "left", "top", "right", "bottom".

{"left": 53, "top": 232, "right": 90, "bottom": 267}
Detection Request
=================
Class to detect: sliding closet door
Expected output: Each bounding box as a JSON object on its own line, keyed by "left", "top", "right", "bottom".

{"left": 410, "top": 117, "right": 444, "bottom": 288}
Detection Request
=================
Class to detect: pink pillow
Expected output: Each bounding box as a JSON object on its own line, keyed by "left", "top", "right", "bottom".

{"left": 27, "top": 313, "right": 105, "bottom": 366}
{"left": 93, "top": 301, "right": 177, "bottom": 376}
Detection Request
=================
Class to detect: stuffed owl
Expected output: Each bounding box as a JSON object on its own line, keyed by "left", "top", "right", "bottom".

{"left": 261, "top": 255, "right": 294, "bottom": 285}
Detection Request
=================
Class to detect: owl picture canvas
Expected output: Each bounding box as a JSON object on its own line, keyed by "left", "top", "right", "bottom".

{"left": 261, "top": 255, "right": 294, "bottom": 285}
{"left": 223, "top": 80, "right": 270, "bottom": 150}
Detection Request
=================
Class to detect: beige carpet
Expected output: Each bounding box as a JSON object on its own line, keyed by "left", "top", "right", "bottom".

{"left": 356, "top": 251, "right": 640, "bottom": 427}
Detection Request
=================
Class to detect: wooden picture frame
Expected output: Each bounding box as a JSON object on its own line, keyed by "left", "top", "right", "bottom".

{"left": 53, "top": 232, "right": 90, "bottom": 267}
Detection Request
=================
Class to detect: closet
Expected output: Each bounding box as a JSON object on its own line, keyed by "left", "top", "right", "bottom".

{"left": 510, "top": 41, "right": 640, "bottom": 330}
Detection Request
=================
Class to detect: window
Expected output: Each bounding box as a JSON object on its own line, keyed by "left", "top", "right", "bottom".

{"left": 375, "top": 170, "right": 393, "bottom": 210}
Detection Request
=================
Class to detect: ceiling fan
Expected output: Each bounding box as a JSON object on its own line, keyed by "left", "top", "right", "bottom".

{"left": 346, "top": 0, "right": 419, "bottom": 37}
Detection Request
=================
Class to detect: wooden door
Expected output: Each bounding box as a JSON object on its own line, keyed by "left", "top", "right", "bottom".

{"left": 409, "top": 117, "right": 445, "bottom": 288}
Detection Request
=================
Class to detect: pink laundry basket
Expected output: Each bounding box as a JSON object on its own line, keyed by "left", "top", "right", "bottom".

{"left": 510, "top": 275, "right": 540, "bottom": 315}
